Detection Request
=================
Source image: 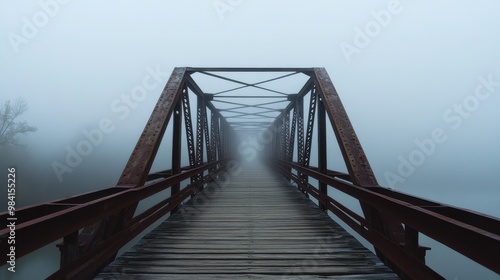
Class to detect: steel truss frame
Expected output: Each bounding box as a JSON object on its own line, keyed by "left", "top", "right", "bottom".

{"left": 0, "top": 68, "right": 498, "bottom": 280}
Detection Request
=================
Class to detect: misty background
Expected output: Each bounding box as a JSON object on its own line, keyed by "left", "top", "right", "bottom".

{"left": 1, "top": 1, "right": 500, "bottom": 279}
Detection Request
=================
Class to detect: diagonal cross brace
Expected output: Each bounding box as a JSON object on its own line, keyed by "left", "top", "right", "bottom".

{"left": 118, "top": 67, "right": 188, "bottom": 186}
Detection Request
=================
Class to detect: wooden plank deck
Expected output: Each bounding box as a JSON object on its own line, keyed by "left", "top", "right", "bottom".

{"left": 97, "top": 163, "right": 398, "bottom": 279}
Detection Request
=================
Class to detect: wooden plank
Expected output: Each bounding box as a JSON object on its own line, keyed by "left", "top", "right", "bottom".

{"left": 97, "top": 273, "right": 399, "bottom": 280}
{"left": 114, "top": 253, "right": 379, "bottom": 261}
{"left": 96, "top": 164, "right": 398, "bottom": 279}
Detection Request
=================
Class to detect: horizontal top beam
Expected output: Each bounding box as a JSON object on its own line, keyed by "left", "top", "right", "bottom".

{"left": 186, "top": 67, "right": 314, "bottom": 73}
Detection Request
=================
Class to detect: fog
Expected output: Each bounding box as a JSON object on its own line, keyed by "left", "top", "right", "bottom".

{"left": 1, "top": 1, "right": 500, "bottom": 279}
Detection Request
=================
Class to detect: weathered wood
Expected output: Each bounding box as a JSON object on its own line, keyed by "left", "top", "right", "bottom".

{"left": 96, "top": 274, "right": 399, "bottom": 280}
{"left": 96, "top": 164, "right": 398, "bottom": 279}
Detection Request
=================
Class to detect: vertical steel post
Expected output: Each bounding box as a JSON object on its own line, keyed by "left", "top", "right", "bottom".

{"left": 296, "top": 96, "right": 304, "bottom": 165}
{"left": 283, "top": 111, "right": 290, "bottom": 161}
{"left": 210, "top": 111, "right": 218, "bottom": 172}
{"left": 58, "top": 231, "right": 81, "bottom": 267}
{"left": 171, "top": 98, "right": 182, "bottom": 213}
{"left": 296, "top": 96, "right": 305, "bottom": 192}
{"left": 181, "top": 88, "right": 196, "bottom": 176}
{"left": 219, "top": 120, "right": 225, "bottom": 160}
{"left": 274, "top": 118, "right": 282, "bottom": 160}
{"left": 405, "top": 225, "right": 425, "bottom": 263}
{"left": 196, "top": 94, "right": 205, "bottom": 182}
{"left": 288, "top": 107, "right": 296, "bottom": 162}
{"left": 317, "top": 94, "right": 327, "bottom": 211}
{"left": 204, "top": 107, "right": 211, "bottom": 164}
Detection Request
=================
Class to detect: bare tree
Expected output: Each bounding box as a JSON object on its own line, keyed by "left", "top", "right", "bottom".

{"left": 0, "top": 98, "right": 37, "bottom": 147}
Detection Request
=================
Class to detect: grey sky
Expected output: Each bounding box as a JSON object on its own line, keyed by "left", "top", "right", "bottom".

{"left": 1, "top": 1, "right": 500, "bottom": 279}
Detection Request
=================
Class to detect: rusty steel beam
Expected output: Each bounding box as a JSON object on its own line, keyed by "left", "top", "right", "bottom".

{"left": 303, "top": 86, "right": 317, "bottom": 167}
{"left": 5, "top": 67, "right": 499, "bottom": 279}
{"left": 277, "top": 78, "right": 314, "bottom": 119}
{"left": 313, "top": 68, "right": 377, "bottom": 186}
{"left": 273, "top": 159, "right": 500, "bottom": 275}
{"left": 49, "top": 180, "right": 199, "bottom": 279}
{"left": 118, "top": 67, "right": 187, "bottom": 186}
{"left": 279, "top": 112, "right": 287, "bottom": 161}
{"left": 58, "top": 66, "right": 186, "bottom": 264}
{"left": 213, "top": 95, "right": 287, "bottom": 99}
{"left": 224, "top": 123, "right": 231, "bottom": 159}
{"left": 210, "top": 111, "right": 218, "bottom": 164}
{"left": 313, "top": 67, "right": 406, "bottom": 270}
{"left": 283, "top": 111, "right": 290, "bottom": 161}
{"left": 229, "top": 121, "right": 273, "bottom": 125}
{"left": 185, "top": 75, "right": 229, "bottom": 177}
{"left": 307, "top": 167, "right": 350, "bottom": 181}
{"left": 196, "top": 94, "right": 205, "bottom": 181}
{"left": 211, "top": 72, "right": 301, "bottom": 96}
{"left": 171, "top": 96, "right": 182, "bottom": 211}
{"left": 47, "top": 64, "right": 239, "bottom": 275}
{"left": 145, "top": 166, "right": 201, "bottom": 182}
{"left": 317, "top": 94, "right": 327, "bottom": 211}
{"left": 46, "top": 164, "right": 233, "bottom": 280}
{"left": 204, "top": 102, "right": 211, "bottom": 164}
{"left": 288, "top": 107, "right": 296, "bottom": 162}
{"left": 64, "top": 67, "right": 187, "bottom": 266}
{"left": 219, "top": 120, "right": 225, "bottom": 160}
{"left": 186, "top": 67, "right": 314, "bottom": 73}
{"left": 261, "top": 76, "right": 313, "bottom": 178}
{"left": 274, "top": 164, "right": 444, "bottom": 280}
{"left": 215, "top": 100, "right": 287, "bottom": 111}
{"left": 181, "top": 87, "right": 196, "bottom": 170}
{"left": 183, "top": 78, "right": 222, "bottom": 173}
{"left": 0, "top": 160, "right": 226, "bottom": 264}
{"left": 185, "top": 81, "right": 221, "bottom": 124}
{"left": 199, "top": 71, "right": 289, "bottom": 96}
{"left": 296, "top": 96, "right": 304, "bottom": 166}
{"left": 272, "top": 118, "right": 280, "bottom": 159}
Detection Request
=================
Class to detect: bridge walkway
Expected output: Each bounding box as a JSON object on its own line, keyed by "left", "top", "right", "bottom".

{"left": 97, "top": 164, "right": 397, "bottom": 279}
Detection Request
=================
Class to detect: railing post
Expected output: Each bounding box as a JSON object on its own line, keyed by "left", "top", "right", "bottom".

{"left": 57, "top": 231, "right": 82, "bottom": 267}
{"left": 404, "top": 225, "right": 428, "bottom": 264}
